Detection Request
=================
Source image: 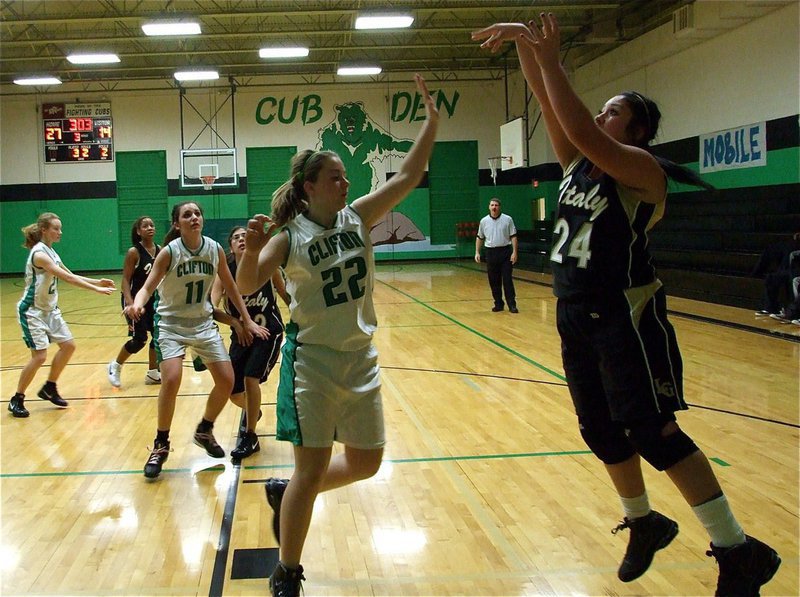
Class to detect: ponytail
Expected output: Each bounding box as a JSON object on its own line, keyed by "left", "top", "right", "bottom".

{"left": 654, "top": 156, "right": 715, "bottom": 191}
{"left": 270, "top": 149, "right": 337, "bottom": 227}
{"left": 21, "top": 212, "right": 60, "bottom": 249}
{"left": 621, "top": 92, "right": 715, "bottom": 192}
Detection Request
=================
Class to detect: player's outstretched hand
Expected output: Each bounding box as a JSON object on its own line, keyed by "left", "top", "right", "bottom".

{"left": 471, "top": 22, "right": 532, "bottom": 53}
{"left": 245, "top": 214, "right": 276, "bottom": 253}
{"left": 98, "top": 278, "right": 116, "bottom": 289}
{"left": 414, "top": 74, "right": 439, "bottom": 124}
{"left": 519, "top": 13, "right": 561, "bottom": 69}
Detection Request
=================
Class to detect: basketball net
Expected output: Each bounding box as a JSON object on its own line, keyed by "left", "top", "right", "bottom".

{"left": 201, "top": 175, "right": 216, "bottom": 191}
{"left": 487, "top": 156, "right": 511, "bottom": 186}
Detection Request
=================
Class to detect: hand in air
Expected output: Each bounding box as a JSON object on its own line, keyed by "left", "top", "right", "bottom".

{"left": 520, "top": 13, "right": 562, "bottom": 69}
{"left": 471, "top": 22, "right": 532, "bottom": 53}
{"left": 414, "top": 74, "right": 439, "bottom": 124}
{"left": 98, "top": 278, "right": 116, "bottom": 289}
{"left": 95, "top": 284, "right": 115, "bottom": 295}
{"left": 245, "top": 215, "right": 276, "bottom": 253}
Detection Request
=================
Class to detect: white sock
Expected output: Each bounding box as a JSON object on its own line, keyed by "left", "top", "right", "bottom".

{"left": 620, "top": 492, "right": 651, "bottom": 520}
{"left": 692, "top": 494, "right": 746, "bottom": 548}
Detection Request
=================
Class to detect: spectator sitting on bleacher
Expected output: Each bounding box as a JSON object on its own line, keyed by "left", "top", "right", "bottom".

{"left": 770, "top": 290, "right": 800, "bottom": 325}
{"left": 753, "top": 231, "right": 800, "bottom": 317}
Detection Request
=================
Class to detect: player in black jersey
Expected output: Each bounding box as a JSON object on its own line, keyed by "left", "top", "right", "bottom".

{"left": 474, "top": 15, "right": 780, "bottom": 595}
{"left": 211, "top": 226, "right": 290, "bottom": 461}
{"left": 108, "top": 216, "right": 161, "bottom": 388}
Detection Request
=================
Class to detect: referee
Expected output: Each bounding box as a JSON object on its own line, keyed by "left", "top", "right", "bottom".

{"left": 475, "top": 198, "right": 518, "bottom": 313}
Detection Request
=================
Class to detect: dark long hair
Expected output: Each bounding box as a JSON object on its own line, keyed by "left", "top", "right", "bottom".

{"left": 620, "top": 91, "right": 714, "bottom": 191}
{"left": 163, "top": 201, "right": 203, "bottom": 244}
{"left": 270, "top": 150, "right": 338, "bottom": 227}
{"left": 226, "top": 225, "right": 246, "bottom": 267}
{"left": 131, "top": 216, "right": 154, "bottom": 245}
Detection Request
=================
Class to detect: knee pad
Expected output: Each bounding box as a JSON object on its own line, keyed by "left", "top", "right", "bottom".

{"left": 124, "top": 337, "right": 146, "bottom": 354}
{"left": 579, "top": 417, "right": 636, "bottom": 465}
{"left": 625, "top": 420, "right": 698, "bottom": 471}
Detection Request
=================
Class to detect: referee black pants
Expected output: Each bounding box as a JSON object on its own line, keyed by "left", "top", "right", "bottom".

{"left": 485, "top": 245, "right": 516, "bottom": 309}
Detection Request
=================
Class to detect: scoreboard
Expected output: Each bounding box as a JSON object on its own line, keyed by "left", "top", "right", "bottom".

{"left": 42, "top": 102, "right": 114, "bottom": 163}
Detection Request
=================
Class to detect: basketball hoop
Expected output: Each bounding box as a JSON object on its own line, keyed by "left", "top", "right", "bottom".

{"left": 487, "top": 156, "right": 512, "bottom": 186}
{"left": 201, "top": 175, "right": 216, "bottom": 191}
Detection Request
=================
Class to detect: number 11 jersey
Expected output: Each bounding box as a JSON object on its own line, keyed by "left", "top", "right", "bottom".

{"left": 155, "top": 235, "right": 219, "bottom": 322}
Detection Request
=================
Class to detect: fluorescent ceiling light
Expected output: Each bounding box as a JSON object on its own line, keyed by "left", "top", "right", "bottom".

{"left": 337, "top": 66, "right": 382, "bottom": 76}
{"left": 142, "top": 21, "right": 201, "bottom": 36}
{"left": 174, "top": 70, "right": 219, "bottom": 81}
{"left": 355, "top": 14, "right": 414, "bottom": 30}
{"left": 66, "top": 53, "right": 120, "bottom": 64}
{"left": 13, "top": 76, "right": 61, "bottom": 86}
{"left": 259, "top": 47, "right": 310, "bottom": 58}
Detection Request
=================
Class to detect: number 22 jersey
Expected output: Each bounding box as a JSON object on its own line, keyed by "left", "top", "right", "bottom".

{"left": 282, "top": 205, "right": 376, "bottom": 351}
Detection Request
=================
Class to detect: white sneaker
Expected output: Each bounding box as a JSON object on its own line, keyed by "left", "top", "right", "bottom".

{"left": 791, "top": 319, "right": 800, "bottom": 326}
{"left": 145, "top": 369, "right": 161, "bottom": 385}
{"left": 107, "top": 361, "right": 122, "bottom": 387}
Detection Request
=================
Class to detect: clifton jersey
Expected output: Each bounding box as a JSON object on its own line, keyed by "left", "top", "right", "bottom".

{"left": 18, "top": 242, "right": 62, "bottom": 312}
{"left": 226, "top": 258, "right": 284, "bottom": 335}
{"left": 283, "top": 205, "right": 375, "bottom": 351}
{"left": 154, "top": 235, "right": 219, "bottom": 321}
{"left": 551, "top": 156, "right": 665, "bottom": 300}
{"left": 130, "top": 242, "right": 160, "bottom": 307}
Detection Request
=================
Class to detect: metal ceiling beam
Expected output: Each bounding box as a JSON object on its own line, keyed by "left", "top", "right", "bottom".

{"left": 1, "top": 4, "right": 620, "bottom": 26}
{"left": 0, "top": 23, "right": 583, "bottom": 48}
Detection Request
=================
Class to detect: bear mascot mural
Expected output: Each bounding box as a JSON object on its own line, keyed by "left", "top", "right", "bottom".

{"left": 319, "top": 101, "right": 425, "bottom": 247}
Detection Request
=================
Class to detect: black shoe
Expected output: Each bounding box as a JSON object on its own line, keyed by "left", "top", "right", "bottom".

{"left": 231, "top": 431, "right": 260, "bottom": 461}
{"left": 613, "top": 510, "right": 679, "bottom": 582}
{"left": 8, "top": 395, "right": 29, "bottom": 418}
{"left": 491, "top": 305, "right": 503, "bottom": 312}
{"left": 143, "top": 440, "right": 171, "bottom": 479}
{"left": 509, "top": 306, "right": 519, "bottom": 313}
{"left": 707, "top": 535, "right": 781, "bottom": 596}
{"left": 192, "top": 356, "right": 208, "bottom": 371}
{"left": 38, "top": 385, "right": 68, "bottom": 407}
{"left": 265, "top": 477, "right": 289, "bottom": 544}
{"left": 238, "top": 409, "right": 263, "bottom": 438}
{"left": 269, "top": 562, "right": 304, "bottom": 597}
{"left": 193, "top": 429, "right": 225, "bottom": 457}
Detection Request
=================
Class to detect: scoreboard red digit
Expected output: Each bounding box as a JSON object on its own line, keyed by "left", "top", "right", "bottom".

{"left": 42, "top": 102, "right": 114, "bottom": 163}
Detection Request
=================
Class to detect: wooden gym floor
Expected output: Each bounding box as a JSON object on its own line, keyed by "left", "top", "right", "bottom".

{"left": 1, "top": 262, "right": 797, "bottom": 596}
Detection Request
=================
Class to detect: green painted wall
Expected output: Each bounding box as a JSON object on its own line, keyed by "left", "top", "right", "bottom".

{"left": 2, "top": 145, "right": 795, "bottom": 274}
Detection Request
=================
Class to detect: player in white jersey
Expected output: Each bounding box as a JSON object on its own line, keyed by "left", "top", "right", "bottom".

{"left": 125, "top": 201, "right": 266, "bottom": 479}
{"left": 237, "top": 74, "right": 439, "bottom": 597}
{"left": 9, "top": 212, "right": 115, "bottom": 418}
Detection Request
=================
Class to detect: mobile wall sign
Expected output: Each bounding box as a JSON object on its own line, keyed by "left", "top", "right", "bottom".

{"left": 41, "top": 102, "right": 114, "bottom": 163}
{"left": 699, "top": 121, "right": 766, "bottom": 173}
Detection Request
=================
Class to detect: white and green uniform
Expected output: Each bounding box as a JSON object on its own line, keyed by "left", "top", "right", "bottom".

{"left": 277, "top": 205, "right": 384, "bottom": 448}
{"left": 17, "top": 242, "right": 72, "bottom": 349}
{"left": 284, "top": 205, "right": 376, "bottom": 351}
{"left": 153, "top": 235, "right": 229, "bottom": 363}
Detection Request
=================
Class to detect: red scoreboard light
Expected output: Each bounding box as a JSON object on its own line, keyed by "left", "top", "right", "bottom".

{"left": 42, "top": 102, "right": 114, "bottom": 163}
